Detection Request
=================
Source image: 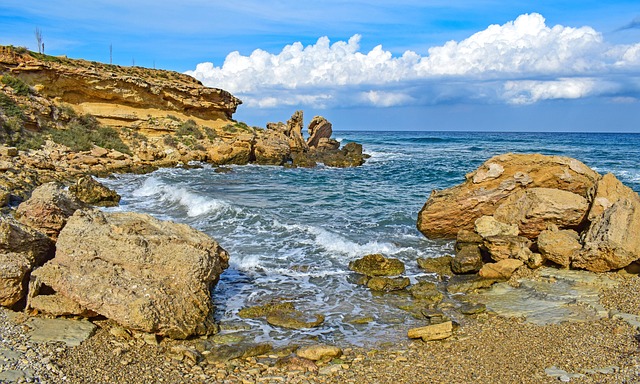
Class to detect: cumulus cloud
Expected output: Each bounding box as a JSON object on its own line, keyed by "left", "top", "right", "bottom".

{"left": 186, "top": 13, "right": 640, "bottom": 108}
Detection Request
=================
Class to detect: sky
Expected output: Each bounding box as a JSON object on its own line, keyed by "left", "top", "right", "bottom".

{"left": 1, "top": 1, "right": 640, "bottom": 132}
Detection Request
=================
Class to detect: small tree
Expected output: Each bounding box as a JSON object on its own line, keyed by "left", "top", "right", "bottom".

{"left": 35, "top": 27, "right": 43, "bottom": 54}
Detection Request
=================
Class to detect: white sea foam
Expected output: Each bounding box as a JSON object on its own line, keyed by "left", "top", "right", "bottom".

{"left": 133, "top": 177, "right": 232, "bottom": 217}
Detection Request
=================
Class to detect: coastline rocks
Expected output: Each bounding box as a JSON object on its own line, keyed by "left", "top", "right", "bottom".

{"left": 306, "top": 116, "right": 333, "bottom": 148}
{"left": 407, "top": 321, "right": 453, "bottom": 341}
{"left": 0, "top": 216, "right": 54, "bottom": 307}
{"left": 417, "top": 153, "right": 599, "bottom": 239}
{"left": 479, "top": 259, "right": 524, "bottom": 280}
{"left": 266, "top": 309, "right": 325, "bottom": 329}
{"left": 68, "top": 175, "right": 120, "bottom": 207}
{"left": 451, "top": 245, "right": 483, "bottom": 274}
{"left": 16, "top": 182, "right": 87, "bottom": 239}
{"left": 482, "top": 235, "right": 533, "bottom": 262}
{"left": 474, "top": 216, "right": 519, "bottom": 238}
{"left": 349, "top": 254, "right": 405, "bottom": 277}
{"left": 296, "top": 344, "right": 342, "bottom": 361}
{"left": 493, "top": 188, "right": 589, "bottom": 238}
{"left": 366, "top": 276, "right": 410, "bottom": 292}
{"left": 30, "top": 209, "right": 229, "bottom": 339}
{"left": 417, "top": 256, "right": 453, "bottom": 277}
{"left": 537, "top": 228, "right": 581, "bottom": 268}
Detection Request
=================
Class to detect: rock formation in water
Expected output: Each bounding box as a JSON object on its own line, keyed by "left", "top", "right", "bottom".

{"left": 417, "top": 153, "right": 640, "bottom": 273}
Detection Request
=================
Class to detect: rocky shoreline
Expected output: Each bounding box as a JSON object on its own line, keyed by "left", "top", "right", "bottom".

{"left": 0, "top": 44, "right": 639, "bottom": 383}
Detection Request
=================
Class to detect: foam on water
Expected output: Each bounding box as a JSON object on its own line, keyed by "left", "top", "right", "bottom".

{"left": 99, "top": 131, "right": 640, "bottom": 347}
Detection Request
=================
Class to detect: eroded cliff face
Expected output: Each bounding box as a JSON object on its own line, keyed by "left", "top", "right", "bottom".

{"left": 0, "top": 45, "right": 241, "bottom": 133}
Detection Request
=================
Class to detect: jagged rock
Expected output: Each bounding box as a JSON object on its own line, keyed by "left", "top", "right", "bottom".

{"left": 286, "top": 110, "right": 309, "bottom": 152}
{"left": 474, "top": 216, "right": 519, "bottom": 238}
{"left": 290, "top": 152, "right": 317, "bottom": 168}
{"left": 537, "top": 228, "right": 581, "bottom": 268}
{"left": 319, "top": 142, "right": 366, "bottom": 168}
{"left": 207, "top": 137, "right": 253, "bottom": 165}
{"left": 16, "top": 182, "right": 87, "bottom": 239}
{"left": 296, "top": 345, "right": 342, "bottom": 361}
{"left": 482, "top": 235, "right": 533, "bottom": 262}
{"left": 254, "top": 126, "right": 291, "bottom": 165}
{"left": 588, "top": 173, "right": 636, "bottom": 221}
{"left": 307, "top": 116, "right": 332, "bottom": 148}
{"left": 417, "top": 153, "right": 600, "bottom": 239}
{"left": 407, "top": 321, "right": 453, "bottom": 341}
{"left": 367, "top": 276, "right": 410, "bottom": 292}
{"left": 31, "top": 208, "right": 229, "bottom": 339}
{"left": 348, "top": 254, "right": 405, "bottom": 277}
{"left": 574, "top": 198, "right": 640, "bottom": 272}
{"left": 452, "top": 245, "right": 483, "bottom": 274}
{"left": 479, "top": 259, "right": 524, "bottom": 279}
{"left": 417, "top": 256, "right": 453, "bottom": 276}
{"left": 68, "top": 175, "right": 121, "bottom": 207}
{"left": 493, "top": 188, "right": 589, "bottom": 238}
{"left": 0, "top": 215, "right": 54, "bottom": 307}
{"left": 316, "top": 138, "right": 340, "bottom": 151}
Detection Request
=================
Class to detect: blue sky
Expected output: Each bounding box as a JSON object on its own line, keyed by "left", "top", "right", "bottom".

{"left": 1, "top": 1, "right": 640, "bottom": 131}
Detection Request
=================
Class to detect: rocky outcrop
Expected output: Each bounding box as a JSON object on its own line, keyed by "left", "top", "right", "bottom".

{"left": 417, "top": 153, "right": 599, "bottom": 239}
{"left": 0, "top": 215, "right": 54, "bottom": 307}
{"left": 30, "top": 209, "right": 229, "bottom": 339}
{"left": 306, "top": 116, "right": 333, "bottom": 148}
{"left": 348, "top": 254, "right": 405, "bottom": 277}
{"left": 16, "top": 182, "right": 87, "bottom": 239}
{"left": 68, "top": 175, "right": 120, "bottom": 207}
{"left": 417, "top": 153, "right": 640, "bottom": 273}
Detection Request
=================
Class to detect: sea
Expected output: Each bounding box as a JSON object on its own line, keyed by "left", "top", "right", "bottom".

{"left": 100, "top": 131, "right": 640, "bottom": 347}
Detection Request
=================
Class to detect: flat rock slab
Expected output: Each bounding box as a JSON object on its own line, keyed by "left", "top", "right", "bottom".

{"left": 473, "top": 267, "right": 619, "bottom": 325}
{"left": 25, "top": 317, "right": 97, "bottom": 346}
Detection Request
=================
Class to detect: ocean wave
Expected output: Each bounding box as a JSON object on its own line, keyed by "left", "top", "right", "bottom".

{"left": 133, "top": 177, "right": 234, "bottom": 217}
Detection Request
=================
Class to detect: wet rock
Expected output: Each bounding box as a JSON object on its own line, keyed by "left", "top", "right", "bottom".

{"left": 537, "top": 228, "right": 581, "bottom": 268}
{"left": 452, "top": 245, "right": 483, "bottom": 274}
{"left": 296, "top": 344, "right": 342, "bottom": 361}
{"left": 15, "top": 182, "right": 87, "bottom": 239}
{"left": 458, "top": 303, "right": 486, "bottom": 315}
{"left": 367, "top": 276, "right": 410, "bottom": 292}
{"left": 31, "top": 208, "right": 229, "bottom": 339}
{"left": 420, "top": 308, "right": 449, "bottom": 324}
{"left": 493, "top": 188, "right": 589, "bottom": 238}
{"left": 68, "top": 175, "right": 120, "bottom": 207}
{"left": 417, "top": 153, "right": 599, "bottom": 239}
{"left": 407, "top": 321, "right": 453, "bottom": 341}
{"left": 447, "top": 275, "right": 501, "bottom": 294}
{"left": 479, "top": 259, "right": 524, "bottom": 280}
{"left": 266, "top": 309, "right": 325, "bottom": 329}
{"left": 408, "top": 281, "right": 443, "bottom": 305}
{"left": 417, "top": 256, "right": 453, "bottom": 276}
{"left": 319, "top": 142, "right": 366, "bottom": 168}
{"left": 348, "top": 254, "right": 405, "bottom": 277}
{"left": 238, "top": 301, "right": 295, "bottom": 319}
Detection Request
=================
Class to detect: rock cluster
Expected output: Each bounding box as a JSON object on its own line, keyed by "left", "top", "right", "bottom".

{"left": 417, "top": 153, "right": 640, "bottom": 274}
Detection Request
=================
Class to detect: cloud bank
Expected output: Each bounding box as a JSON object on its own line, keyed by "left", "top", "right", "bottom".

{"left": 186, "top": 13, "right": 640, "bottom": 108}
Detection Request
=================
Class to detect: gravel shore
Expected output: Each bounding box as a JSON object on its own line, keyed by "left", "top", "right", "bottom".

{"left": 1, "top": 275, "right": 638, "bottom": 384}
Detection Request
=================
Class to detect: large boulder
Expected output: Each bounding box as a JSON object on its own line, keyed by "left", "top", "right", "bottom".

{"left": 417, "top": 153, "right": 599, "bottom": 239}
{"left": 254, "top": 126, "right": 291, "bottom": 165}
{"left": 348, "top": 254, "right": 405, "bottom": 277}
{"left": 493, "top": 188, "right": 589, "bottom": 238}
{"left": 0, "top": 215, "right": 54, "bottom": 307}
{"left": 31, "top": 209, "right": 229, "bottom": 339}
{"left": 16, "top": 182, "right": 87, "bottom": 239}
{"left": 207, "top": 136, "right": 253, "bottom": 165}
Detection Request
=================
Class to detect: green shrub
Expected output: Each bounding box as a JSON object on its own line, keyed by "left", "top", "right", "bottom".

{"left": 1, "top": 74, "right": 31, "bottom": 96}
{"left": 176, "top": 119, "right": 204, "bottom": 139}
{"left": 166, "top": 114, "right": 180, "bottom": 121}
{"left": 163, "top": 134, "right": 177, "bottom": 147}
{"left": 0, "top": 93, "right": 24, "bottom": 119}
{"left": 0, "top": 116, "right": 44, "bottom": 150}
{"left": 204, "top": 126, "right": 217, "bottom": 141}
{"left": 49, "top": 113, "right": 130, "bottom": 154}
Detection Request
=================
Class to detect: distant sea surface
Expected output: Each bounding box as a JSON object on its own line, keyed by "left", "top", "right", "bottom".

{"left": 101, "top": 131, "right": 640, "bottom": 347}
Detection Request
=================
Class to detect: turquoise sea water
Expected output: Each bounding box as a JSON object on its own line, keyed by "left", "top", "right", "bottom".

{"left": 101, "top": 131, "right": 640, "bottom": 346}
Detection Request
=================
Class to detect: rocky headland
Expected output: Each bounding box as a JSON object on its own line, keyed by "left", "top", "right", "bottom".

{"left": 0, "top": 43, "right": 638, "bottom": 383}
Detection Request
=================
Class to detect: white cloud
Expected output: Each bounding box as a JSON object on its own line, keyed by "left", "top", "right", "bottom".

{"left": 186, "top": 13, "right": 640, "bottom": 108}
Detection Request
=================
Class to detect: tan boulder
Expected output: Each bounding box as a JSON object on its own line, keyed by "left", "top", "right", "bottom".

{"left": 588, "top": 173, "right": 638, "bottom": 221}
{"left": 254, "top": 125, "right": 291, "bottom": 165}
{"left": 479, "top": 259, "right": 524, "bottom": 280}
{"left": 474, "top": 216, "right": 519, "bottom": 238}
{"left": 296, "top": 344, "right": 342, "bottom": 361}
{"left": 407, "top": 321, "right": 453, "bottom": 341}
{"left": 207, "top": 137, "right": 253, "bottom": 165}
{"left": 0, "top": 215, "right": 54, "bottom": 307}
{"left": 574, "top": 198, "right": 640, "bottom": 272}
{"left": 417, "top": 153, "right": 599, "bottom": 239}
{"left": 451, "top": 245, "right": 483, "bottom": 274}
{"left": 482, "top": 235, "right": 533, "bottom": 262}
{"left": 493, "top": 188, "right": 589, "bottom": 238}
{"left": 537, "top": 228, "right": 581, "bottom": 268}
{"left": 306, "top": 116, "right": 332, "bottom": 148}
{"left": 31, "top": 209, "right": 229, "bottom": 339}
{"left": 16, "top": 182, "right": 87, "bottom": 239}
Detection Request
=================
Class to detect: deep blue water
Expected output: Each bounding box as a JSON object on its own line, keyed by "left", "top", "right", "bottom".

{"left": 101, "top": 131, "right": 640, "bottom": 346}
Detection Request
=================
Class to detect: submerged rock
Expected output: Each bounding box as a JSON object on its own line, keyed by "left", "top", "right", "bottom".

{"left": 367, "top": 276, "right": 410, "bottom": 292}
{"left": 30, "top": 208, "right": 229, "bottom": 339}
{"left": 266, "top": 309, "right": 325, "bottom": 329}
